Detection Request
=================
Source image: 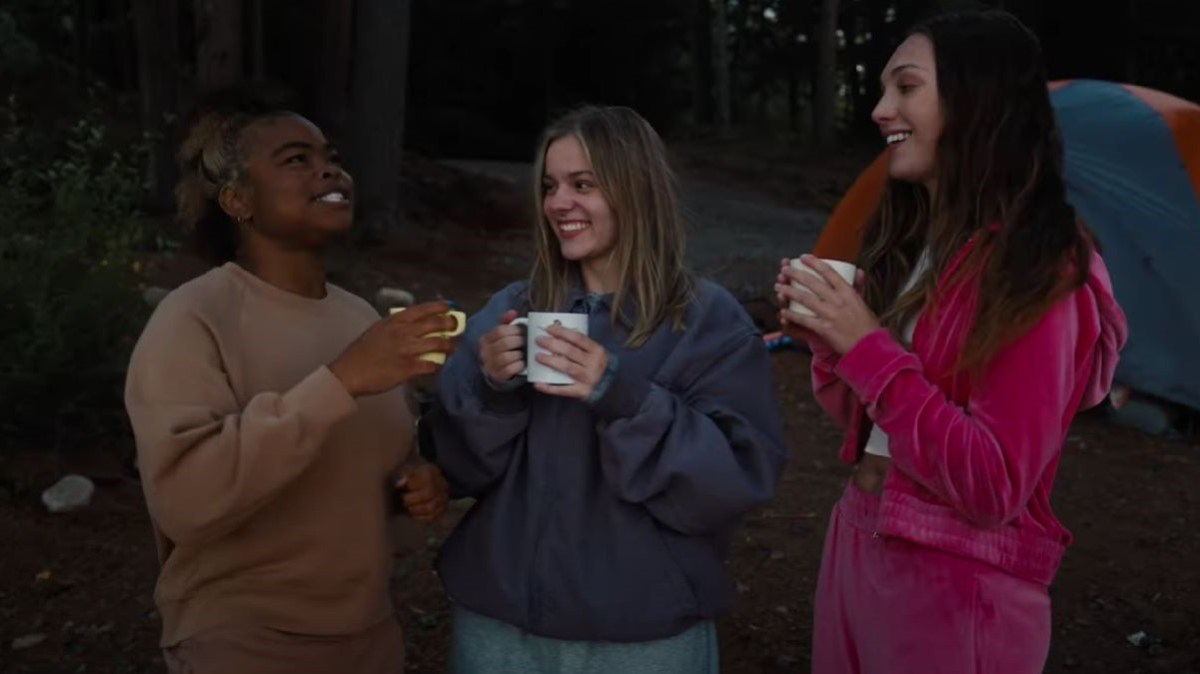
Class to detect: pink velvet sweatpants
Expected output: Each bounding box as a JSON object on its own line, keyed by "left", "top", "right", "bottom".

{"left": 812, "top": 483, "right": 1052, "bottom": 674}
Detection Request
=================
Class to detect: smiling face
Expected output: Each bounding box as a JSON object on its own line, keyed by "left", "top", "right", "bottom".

{"left": 541, "top": 134, "right": 619, "bottom": 288}
{"left": 221, "top": 114, "right": 355, "bottom": 250}
{"left": 872, "top": 34, "right": 943, "bottom": 192}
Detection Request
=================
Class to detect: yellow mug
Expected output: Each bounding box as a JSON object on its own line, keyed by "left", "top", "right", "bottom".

{"left": 389, "top": 307, "right": 466, "bottom": 364}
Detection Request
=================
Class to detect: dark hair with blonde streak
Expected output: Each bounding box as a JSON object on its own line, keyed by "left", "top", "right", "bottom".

{"left": 858, "top": 10, "right": 1093, "bottom": 372}
{"left": 174, "top": 88, "right": 294, "bottom": 264}
{"left": 529, "top": 106, "right": 694, "bottom": 347}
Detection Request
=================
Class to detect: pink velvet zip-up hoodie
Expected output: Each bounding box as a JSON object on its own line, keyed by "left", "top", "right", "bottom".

{"left": 809, "top": 237, "right": 1128, "bottom": 585}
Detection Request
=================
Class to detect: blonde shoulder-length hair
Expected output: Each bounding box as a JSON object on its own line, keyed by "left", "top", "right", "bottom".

{"left": 528, "top": 105, "right": 694, "bottom": 347}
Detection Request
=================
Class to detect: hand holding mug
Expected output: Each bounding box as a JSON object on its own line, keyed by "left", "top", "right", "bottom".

{"left": 531, "top": 323, "right": 609, "bottom": 401}
{"left": 775, "top": 255, "right": 880, "bottom": 355}
{"left": 328, "top": 301, "right": 460, "bottom": 397}
{"left": 389, "top": 306, "right": 466, "bottom": 364}
{"left": 479, "top": 310, "right": 525, "bottom": 384}
{"left": 775, "top": 257, "right": 820, "bottom": 343}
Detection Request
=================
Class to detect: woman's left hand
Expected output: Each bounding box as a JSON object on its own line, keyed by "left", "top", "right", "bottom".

{"left": 532, "top": 325, "right": 609, "bottom": 400}
{"left": 775, "top": 255, "right": 883, "bottom": 355}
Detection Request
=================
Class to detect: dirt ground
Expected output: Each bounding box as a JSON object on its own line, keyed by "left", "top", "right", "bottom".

{"left": 2, "top": 157, "right": 1198, "bottom": 673}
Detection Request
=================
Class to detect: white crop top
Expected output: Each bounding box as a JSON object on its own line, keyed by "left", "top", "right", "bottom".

{"left": 863, "top": 250, "right": 930, "bottom": 458}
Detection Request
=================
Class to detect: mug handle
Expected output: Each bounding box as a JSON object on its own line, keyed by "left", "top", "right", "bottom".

{"left": 390, "top": 307, "right": 468, "bottom": 338}
{"left": 446, "top": 310, "right": 467, "bottom": 337}
{"left": 510, "top": 317, "right": 529, "bottom": 376}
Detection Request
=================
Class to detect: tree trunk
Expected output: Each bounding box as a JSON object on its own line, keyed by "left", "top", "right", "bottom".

{"left": 787, "top": 60, "right": 799, "bottom": 131}
{"left": 1124, "top": 0, "right": 1139, "bottom": 83}
{"left": 133, "top": 0, "right": 180, "bottom": 212}
{"left": 75, "top": 0, "right": 91, "bottom": 89}
{"left": 347, "top": 0, "right": 412, "bottom": 239}
{"left": 249, "top": 0, "right": 265, "bottom": 80}
{"left": 314, "top": 0, "right": 355, "bottom": 134}
{"left": 851, "top": 5, "right": 882, "bottom": 134}
{"left": 542, "top": 33, "right": 556, "bottom": 121}
{"left": 712, "top": 0, "right": 732, "bottom": 133}
{"left": 814, "top": 0, "right": 840, "bottom": 147}
{"left": 690, "top": 0, "right": 714, "bottom": 126}
{"left": 193, "top": 0, "right": 242, "bottom": 92}
{"left": 111, "top": 0, "right": 138, "bottom": 90}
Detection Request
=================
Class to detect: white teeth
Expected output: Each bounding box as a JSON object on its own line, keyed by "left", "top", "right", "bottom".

{"left": 318, "top": 192, "right": 346, "bottom": 203}
{"left": 886, "top": 132, "right": 912, "bottom": 145}
{"left": 559, "top": 221, "right": 589, "bottom": 232}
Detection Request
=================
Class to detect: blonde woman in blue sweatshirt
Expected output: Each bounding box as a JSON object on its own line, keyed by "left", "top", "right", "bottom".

{"left": 427, "top": 106, "right": 788, "bottom": 673}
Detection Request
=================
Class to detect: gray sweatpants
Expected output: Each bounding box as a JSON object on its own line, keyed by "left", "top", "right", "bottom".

{"left": 450, "top": 604, "right": 720, "bottom": 674}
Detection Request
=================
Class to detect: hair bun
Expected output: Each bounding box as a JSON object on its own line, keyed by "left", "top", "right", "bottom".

{"left": 173, "top": 84, "right": 297, "bottom": 264}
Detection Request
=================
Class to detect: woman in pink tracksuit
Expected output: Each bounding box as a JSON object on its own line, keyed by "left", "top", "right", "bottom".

{"left": 775, "top": 10, "right": 1128, "bottom": 674}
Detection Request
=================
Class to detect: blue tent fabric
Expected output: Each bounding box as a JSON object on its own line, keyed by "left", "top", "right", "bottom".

{"left": 1051, "top": 80, "right": 1200, "bottom": 410}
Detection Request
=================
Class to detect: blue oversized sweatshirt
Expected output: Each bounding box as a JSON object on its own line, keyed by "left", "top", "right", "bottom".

{"left": 428, "top": 279, "right": 788, "bottom": 642}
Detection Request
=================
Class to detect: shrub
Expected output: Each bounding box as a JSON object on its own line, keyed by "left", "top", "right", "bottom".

{"left": 0, "top": 98, "right": 147, "bottom": 450}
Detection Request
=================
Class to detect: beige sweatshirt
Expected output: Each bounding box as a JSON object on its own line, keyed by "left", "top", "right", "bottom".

{"left": 124, "top": 262, "right": 413, "bottom": 647}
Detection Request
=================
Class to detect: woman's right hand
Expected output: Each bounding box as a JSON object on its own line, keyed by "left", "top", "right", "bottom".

{"left": 479, "top": 309, "right": 525, "bottom": 384}
{"left": 775, "top": 257, "right": 818, "bottom": 342}
{"left": 328, "top": 301, "right": 459, "bottom": 397}
{"left": 774, "top": 257, "right": 867, "bottom": 344}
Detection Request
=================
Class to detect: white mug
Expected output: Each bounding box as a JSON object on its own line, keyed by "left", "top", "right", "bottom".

{"left": 789, "top": 258, "right": 858, "bottom": 317}
{"left": 511, "top": 312, "right": 589, "bottom": 385}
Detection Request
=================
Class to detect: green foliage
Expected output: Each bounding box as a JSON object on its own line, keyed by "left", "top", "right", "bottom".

{"left": 0, "top": 9, "right": 41, "bottom": 76}
{"left": 0, "top": 97, "right": 148, "bottom": 449}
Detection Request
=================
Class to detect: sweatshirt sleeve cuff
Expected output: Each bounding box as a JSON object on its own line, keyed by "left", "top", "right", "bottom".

{"left": 805, "top": 333, "right": 841, "bottom": 366}
{"left": 484, "top": 374, "right": 525, "bottom": 393}
{"left": 585, "top": 352, "right": 620, "bottom": 404}
{"left": 475, "top": 373, "right": 529, "bottom": 414}
{"left": 285, "top": 366, "right": 359, "bottom": 427}
{"left": 589, "top": 352, "right": 651, "bottom": 420}
{"left": 833, "top": 328, "right": 919, "bottom": 405}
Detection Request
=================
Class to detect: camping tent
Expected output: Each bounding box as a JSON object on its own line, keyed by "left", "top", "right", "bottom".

{"left": 813, "top": 80, "right": 1200, "bottom": 410}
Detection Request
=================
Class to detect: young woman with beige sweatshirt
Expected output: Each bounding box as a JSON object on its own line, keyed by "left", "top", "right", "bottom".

{"left": 124, "top": 90, "right": 456, "bottom": 674}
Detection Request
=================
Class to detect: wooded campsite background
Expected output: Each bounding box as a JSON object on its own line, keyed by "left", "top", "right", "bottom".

{"left": 2, "top": 2, "right": 1199, "bottom": 673}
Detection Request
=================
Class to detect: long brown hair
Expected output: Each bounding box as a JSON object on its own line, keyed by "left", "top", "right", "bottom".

{"left": 528, "top": 106, "right": 694, "bottom": 347}
{"left": 860, "top": 10, "right": 1092, "bottom": 372}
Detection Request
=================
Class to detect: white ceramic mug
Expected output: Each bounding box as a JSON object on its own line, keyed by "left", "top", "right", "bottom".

{"left": 511, "top": 312, "right": 589, "bottom": 385}
{"left": 788, "top": 258, "right": 858, "bottom": 317}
